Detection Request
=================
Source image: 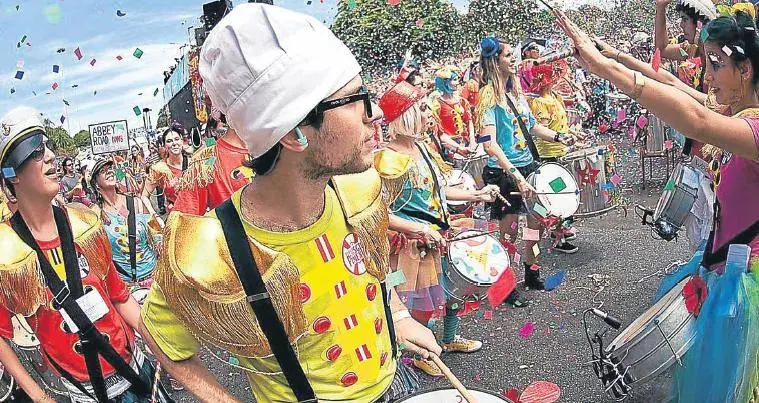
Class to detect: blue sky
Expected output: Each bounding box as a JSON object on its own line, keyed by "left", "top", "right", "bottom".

{"left": 0, "top": 0, "right": 350, "bottom": 135}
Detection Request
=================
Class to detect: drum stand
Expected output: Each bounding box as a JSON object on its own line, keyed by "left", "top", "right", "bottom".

{"left": 583, "top": 310, "right": 633, "bottom": 400}
{"left": 638, "top": 117, "right": 675, "bottom": 189}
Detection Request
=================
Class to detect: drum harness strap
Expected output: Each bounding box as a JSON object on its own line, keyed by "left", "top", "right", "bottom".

{"left": 9, "top": 207, "right": 151, "bottom": 403}
{"left": 398, "top": 143, "right": 450, "bottom": 231}
{"left": 504, "top": 94, "right": 541, "bottom": 163}
{"left": 701, "top": 199, "right": 759, "bottom": 267}
{"left": 126, "top": 195, "right": 138, "bottom": 283}
{"left": 215, "top": 189, "right": 398, "bottom": 403}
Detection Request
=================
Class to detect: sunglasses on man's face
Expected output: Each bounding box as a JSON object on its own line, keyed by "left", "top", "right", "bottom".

{"left": 303, "top": 86, "right": 373, "bottom": 124}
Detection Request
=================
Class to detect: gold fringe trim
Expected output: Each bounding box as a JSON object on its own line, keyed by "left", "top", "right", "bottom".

{"left": 175, "top": 145, "right": 218, "bottom": 192}
{"left": 476, "top": 83, "right": 497, "bottom": 133}
{"left": 0, "top": 253, "right": 46, "bottom": 316}
{"left": 157, "top": 218, "right": 307, "bottom": 358}
{"left": 346, "top": 194, "right": 390, "bottom": 281}
{"left": 380, "top": 170, "right": 412, "bottom": 207}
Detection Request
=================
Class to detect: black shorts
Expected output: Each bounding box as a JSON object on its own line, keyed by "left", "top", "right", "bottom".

{"left": 482, "top": 162, "right": 538, "bottom": 220}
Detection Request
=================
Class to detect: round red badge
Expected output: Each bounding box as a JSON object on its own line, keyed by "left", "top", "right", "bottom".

{"left": 341, "top": 233, "right": 367, "bottom": 275}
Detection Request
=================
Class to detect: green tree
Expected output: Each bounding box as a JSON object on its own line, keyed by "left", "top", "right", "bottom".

{"left": 156, "top": 107, "right": 168, "bottom": 128}
{"left": 331, "top": 0, "right": 463, "bottom": 69}
{"left": 73, "top": 130, "right": 91, "bottom": 148}
{"left": 465, "top": 0, "right": 549, "bottom": 45}
{"left": 44, "top": 118, "right": 77, "bottom": 156}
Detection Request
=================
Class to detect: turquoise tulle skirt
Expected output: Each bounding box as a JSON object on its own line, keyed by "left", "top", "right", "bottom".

{"left": 655, "top": 243, "right": 759, "bottom": 402}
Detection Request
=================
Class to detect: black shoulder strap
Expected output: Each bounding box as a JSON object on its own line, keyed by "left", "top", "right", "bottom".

{"left": 215, "top": 200, "right": 317, "bottom": 402}
{"left": 504, "top": 93, "right": 541, "bottom": 161}
{"left": 702, "top": 217, "right": 759, "bottom": 267}
{"left": 414, "top": 143, "right": 450, "bottom": 230}
{"left": 181, "top": 154, "right": 189, "bottom": 171}
{"left": 9, "top": 208, "right": 150, "bottom": 402}
{"left": 126, "top": 195, "right": 138, "bottom": 282}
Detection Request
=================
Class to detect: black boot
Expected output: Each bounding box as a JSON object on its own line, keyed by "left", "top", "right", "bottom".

{"left": 524, "top": 263, "right": 545, "bottom": 291}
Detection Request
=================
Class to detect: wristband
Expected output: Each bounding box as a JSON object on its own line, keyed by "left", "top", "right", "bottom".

{"left": 630, "top": 71, "right": 646, "bottom": 100}
{"left": 393, "top": 309, "right": 412, "bottom": 323}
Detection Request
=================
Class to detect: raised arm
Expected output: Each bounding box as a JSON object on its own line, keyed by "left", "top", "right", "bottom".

{"left": 655, "top": 0, "right": 688, "bottom": 61}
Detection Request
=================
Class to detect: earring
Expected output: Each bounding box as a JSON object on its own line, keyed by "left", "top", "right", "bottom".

{"left": 295, "top": 127, "right": 309, "bottom": 148}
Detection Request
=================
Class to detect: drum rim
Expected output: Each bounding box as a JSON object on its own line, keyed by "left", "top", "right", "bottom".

{"left": 527, "top": 162, "right": 580, "bottom": 217}
{"left": 561, "top": 145, "right": 608, "bottom": 161}
{"left": 395, "top": 386, "right": 513, "bottom": 402}
{"left": 605, "top": 277, "right": 691, "bottom": 353}
{"left": 653, "top": 163, "right": 699, "bottom": 222}
{"left": 447, "top": 230, "right": 510, "bottom": 285}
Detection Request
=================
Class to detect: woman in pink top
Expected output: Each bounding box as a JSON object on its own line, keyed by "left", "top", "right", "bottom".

{"left": 555, "top": 9, "right": 759, "bottom": 401}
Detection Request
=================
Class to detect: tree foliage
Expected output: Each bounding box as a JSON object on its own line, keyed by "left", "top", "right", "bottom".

{"left": 73, "top": 130, "right": 91, "bottom": 148}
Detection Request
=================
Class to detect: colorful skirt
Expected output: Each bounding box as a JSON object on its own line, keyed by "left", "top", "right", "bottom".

{"left": 390, "top": 239, "right": 446, "bottom": 313}
{"left": 656, "top": 244, "right": 759, "bottom": 402}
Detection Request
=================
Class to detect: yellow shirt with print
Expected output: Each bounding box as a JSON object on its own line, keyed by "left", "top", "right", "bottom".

{"left": 531, "top": 92, "right": 569, "bottom": 159}
{"left": 141, "top": 187, "right": 396, "bottom": 402}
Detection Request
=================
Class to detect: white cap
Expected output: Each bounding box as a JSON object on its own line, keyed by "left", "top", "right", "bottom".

{"left": 679, "top": 0, "right": 717, "bottom": 21}
{"left": 199, "top": 3, "right": 361, "bottom": 158}
{"left": 0, "top": 106, "right": 45, "bottom": 172}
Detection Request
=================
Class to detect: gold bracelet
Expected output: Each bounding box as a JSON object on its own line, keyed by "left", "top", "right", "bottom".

{"left": 630, "top": 71, "right": 646, "bottom": 100}
{"left": 615, "top": 51, "right": 622, "bottom": 62}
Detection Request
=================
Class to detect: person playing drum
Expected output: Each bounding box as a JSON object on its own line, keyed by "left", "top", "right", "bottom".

{"left": 476, "top": 36, "right": 574, "bottom": 299}
{"left": 555, "top": 8, "right": 759, "bottom": 401}
{"left": 375, "top": 80, "right": 498, "bottom": 377}
{"left": 0, "top": 106, "right": 169, "bottom": 403}
{"left": 139, "top": 4, "right": 441, "bottom": 402}
{"left": 430, "top": 66, "right": 476, "bottom": 158}
{"left": 529, "top": 61, "right": 586, "bottom": 253}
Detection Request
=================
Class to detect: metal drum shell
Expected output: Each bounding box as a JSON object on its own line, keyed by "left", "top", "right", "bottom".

{"left": 560, "top": 146, "right": 616, "bottom": 217}
{"left": 646, "top": 115, "right": 667, "bottom": 153}
{"left": 654, "top": 163, "right": 700, "bottom": 229}
{"left": 453, "top": 153, "right": 489, "bottom": 188}
{"left": 604, "top": 277, "right": 696, "bottom": 386}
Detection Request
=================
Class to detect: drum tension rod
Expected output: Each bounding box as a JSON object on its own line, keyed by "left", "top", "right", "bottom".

{"left": 653, "top": 318, "right": 683, "bottom": 367}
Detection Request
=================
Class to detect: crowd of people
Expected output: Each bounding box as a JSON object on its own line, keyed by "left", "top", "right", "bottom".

{"left": 0, "top": 0, "right": 757, "bottom": 402}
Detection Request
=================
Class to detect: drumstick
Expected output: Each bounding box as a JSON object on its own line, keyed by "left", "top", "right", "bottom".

{"left": 509, "top": 191, "right": 578, "bottom": 195}
{"left": 429, "top": 354, "right": 479, "bottom": 403}
{"left": 447, "top": 230, "right": 499, "bottom": 242}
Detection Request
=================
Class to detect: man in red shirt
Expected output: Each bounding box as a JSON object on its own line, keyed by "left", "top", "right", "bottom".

{"left": 171, "top": 122, "right": 251, "bottom": 215}
{"left": 0, "top": 106, "right": 169, "bottom": 403}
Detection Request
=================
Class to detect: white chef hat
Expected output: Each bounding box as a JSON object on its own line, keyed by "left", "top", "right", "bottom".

{"left": 199, "top": 3, "right": 361, "bottom": 158}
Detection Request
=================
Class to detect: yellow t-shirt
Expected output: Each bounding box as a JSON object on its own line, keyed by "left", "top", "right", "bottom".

{"left": 141, "top": 187, "right": 396, "bottom": 402}
{"left": 531, "top": 92, "right": 569, "bottom": 159}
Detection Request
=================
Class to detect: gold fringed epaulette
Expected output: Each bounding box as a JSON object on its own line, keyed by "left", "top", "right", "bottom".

{"left": 155, "top": 212, "right": 307, "bottom": 358}
{"left": 476, "top": 83, "right": 497, "bottom": 132}
{"left": 148, "top": 161, "right": 173, "bottom": 186}
{"left": 332, "top": 168, "right": 390, "bottom": 281}
{"left": 374, "top": 148, "right": 413, "bottom": 206}
{"left": 0, "top": 225, "right": 46, "bottom": 316}
{"left": 0, "top": 193, "right": 10, "bottom": 222}
{"left": 175, "top": 145, "right": 218, "bottom": 192}
{"left": 67, "top": 204, "right": 110, "bottom": 281}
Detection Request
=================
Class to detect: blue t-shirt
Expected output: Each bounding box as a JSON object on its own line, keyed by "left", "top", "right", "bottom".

{"left": 103, "top": 210, "right": 159, "bottom": 282}
{"left": 482, "top": 94, "right": 536, "bottom": 168}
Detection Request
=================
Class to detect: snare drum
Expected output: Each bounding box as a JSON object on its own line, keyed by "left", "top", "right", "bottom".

{"left": 397, "top": 387, "right": 513, "bottom": 402}
{"left": 651, "top": 163, "right": 700, "bottom": 241}
{"left": 445, "top": 231, "right": 511, "bottom": 301}
{"left": 561, "top": 146, "right": 617, "bottom": 217}
{"left": 598, "top": 277, "right": 696, "bottom": 398}
{"left": 447, "top": 170, "right": 476, "bottom": 215}
{"left": 525, "top": 163, "right": 580, "bottom": 219}
{"left": 128, "top": 278, "right": 154, "bottom": 305}
{"left": 452, "top": 152, "right": 489, "bottom": 188}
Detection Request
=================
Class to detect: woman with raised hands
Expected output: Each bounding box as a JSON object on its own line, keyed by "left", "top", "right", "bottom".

{"left": 554, "top": 9, "right": 759, "bottom": 401}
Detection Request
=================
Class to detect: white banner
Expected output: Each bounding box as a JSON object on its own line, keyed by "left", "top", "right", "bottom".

{"left": 89, "top": 120, "right": 129, "bottom": 155}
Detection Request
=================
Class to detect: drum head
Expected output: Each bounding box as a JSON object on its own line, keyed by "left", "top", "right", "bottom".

{"left": 11, "top": 316, "right": 39, "bottom": 348}
{"left": 131, "top": 288, "right": 150, "bottom": 305}
{"left": 397, "top": 387, "right": 512, "bottom": 402}
{"left": 528, "top": 163, "right": 579, "bottom": 218}
{"left": 447, "top": 170, "right": 476, "bottom": 207}
{"left": 448, "top": 231, "right": 509, "bottom": 284}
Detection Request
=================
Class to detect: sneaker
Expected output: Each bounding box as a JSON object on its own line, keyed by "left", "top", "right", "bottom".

{"left": 412, "top": 357, "right": 444, "bottom": 377}
{"left": 554, "top": 241, "right": 579, "bottom": 254}
{"left": 550, "top": 231, "right": 577, "bottom": 241}
{"left": 443, "top": 336, "right": 483, "bottom": 353}
{"left": 504, "top": 290, "right": 530, "bottom": 307}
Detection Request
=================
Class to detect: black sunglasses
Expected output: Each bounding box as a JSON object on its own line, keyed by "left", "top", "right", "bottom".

{"left": 29, "top": 143, "right": 46, "bottom": 163}
{"left": 302, "top": 86, "right": 373, "bottom": 125}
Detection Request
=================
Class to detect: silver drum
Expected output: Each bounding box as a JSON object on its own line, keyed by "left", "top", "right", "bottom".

{"left": 652, "top": 162, "right": 700, "bottom": 239}
{"left": 645, "top": 114, "right": 667, "bottom": 153}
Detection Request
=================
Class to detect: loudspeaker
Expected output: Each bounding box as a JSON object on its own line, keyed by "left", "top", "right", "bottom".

{"left": 202, "top": 0, "right": 232, "bottom": 31}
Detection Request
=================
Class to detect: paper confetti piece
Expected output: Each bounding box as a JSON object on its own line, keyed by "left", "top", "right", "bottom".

{"left": 518, "top": 321, "right": 535, "bottom": 339}
{"left": 616, "top": 108, "right": 626, "bottom": 123}
{"left": 387, "top": 270, "right": 407, "bottom": 288}
{"left": 90, "top": 58, "right": 97, "bottom": 66}
{"left": 664, "top": 179, "right": 675, "bottom": 191}
{"left": 544, "top": 271, "right": 565, "bottom": 291}
{"left": 51, "top": 82, "right": 58, "bottom": 91}
{"left": 52, "top": 64, "right": 59, "bottom": 73}
{"left": 503, "top": 389, "right": 521, "bottom": 402}
{"left": 347, "top": 0, "right": 357, "bottom": 9}
{"left": 116, "top": 55, "right": 123, "bottom": 61}
{"left": 548, "top": 176, "right": 566, "bottom": 193}
{"left": 487, "top": 268, "right": 516, "bottom": 308}
{"left": 510, "top": 221, "right": 518, "bottom": 230}
{"left": 116, "top": 10, "right": 127, "bottom": 17}
{"left": 513, "top": 252, "right": 521, "bottom": 265}
{"left": 74, "top": 47, "right": 83, "bottom": 60}
{"left": 9, "top": 88, "right": 15, "bottom": 94}
{"left": 228, "top": 356, "right": 239, "bottom": 366}
{"left": 63, "top": 99, "right": 70, "bottom": 106}
{"left": 14, "top": 71, "right": 23, "bottom": 80}
{"left": 520, "top": 381, "right": 561, "bottom": 403}
{"left": 133, "top": 106, "right": 141, "bottom": 116}
{"left": 458, "top": 300, "right": 481, "bottom": 316}
{"left": 415, "top": 18, "right": 423, "bottom": 27}
{"left": 153, "top": 88, "right": 159, "bottom": 96}
{"left": 59, "top": 115, "right": 65, "bottom": 124}
{"left": 636, "top": 115, "right": 648, "bottom": 129}
{"left": 532, "top": 243, "right": 540, "bottom": 257}
{"left": 133, "top": 48, "right": 144, "bottom": 59}
{"left": 523, "top": 227, "right": 540, "bottom": 241}
{"left": 664, "top": 139, "right": 673, "bottom": 150}
{"left": 483, "top": 310, "right": 493, "bottom": 320}
{"left": 388, "top": 0, "right": 401, "bottom": 5}
{"left": 533, "top": 203, "right": 548, "bottom": 218}
{"left": 610, "top": 174, "right": 622, "bottom": 186}
{"left": 56, "top": 47, "right": 66, "bottom": 53}
{"left": 652, "top": 48, "right": 661, "bottom": 72}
